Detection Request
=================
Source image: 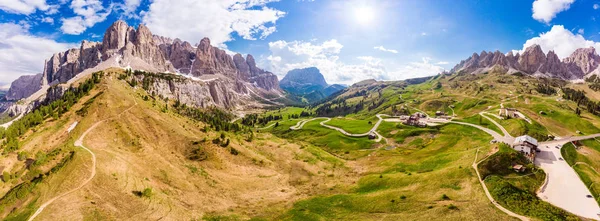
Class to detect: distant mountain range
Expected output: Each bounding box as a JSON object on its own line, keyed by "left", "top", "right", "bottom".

{"left": 279, "top": 67, "right": 346, "bottom": 103}
{"left": 3, "top": 20, "right": 286, "bottom": 116}
{"left": 451, "top": 44, "right": 600, "bottom": 80}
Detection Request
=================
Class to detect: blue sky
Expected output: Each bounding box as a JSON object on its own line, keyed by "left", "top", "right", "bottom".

{"left": 0, "top": 0, "right": 598, "bottom": 85}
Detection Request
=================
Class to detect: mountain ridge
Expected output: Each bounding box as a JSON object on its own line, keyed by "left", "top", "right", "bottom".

{"left": 450, "top": 44, "right": 600, "bottom": 80}
{"left": 5, "top": 20, "right": 284, "bottom": 117}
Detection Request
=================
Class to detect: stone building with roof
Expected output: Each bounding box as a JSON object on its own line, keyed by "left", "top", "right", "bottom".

{"left": 512, "top": 135, "right": 538, "bottom": 161}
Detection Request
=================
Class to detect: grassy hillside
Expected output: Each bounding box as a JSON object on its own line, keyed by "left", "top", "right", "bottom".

{"left": 275, "top": 124, "right": 512, "bottom": 220}
{"left": 0, "top": 69, "right": 353, "bottom": 220}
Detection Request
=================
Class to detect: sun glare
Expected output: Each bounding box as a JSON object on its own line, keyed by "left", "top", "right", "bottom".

{"left": 354, "top": 6, "right": 375, "bottom": 24}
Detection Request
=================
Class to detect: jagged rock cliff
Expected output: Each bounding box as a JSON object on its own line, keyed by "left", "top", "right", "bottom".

{"left": 133, "top": 73, "right": 252, "bottom": 109}
{"left": 41, "top": 20, "right": 279, "bottom": 92}
{"left": 450, "top": 44, "right": 600, "bottom": 80}
{"left": 7, "top": 20, "right": 282, "bottom": 115}
{"left": 6, "top": 74, "right": 43, "bottom": 101}
{"left": 155, "top": 37, "right": 279, "bottom": 91}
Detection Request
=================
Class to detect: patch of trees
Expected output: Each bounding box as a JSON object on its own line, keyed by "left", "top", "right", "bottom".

{"left": 188, "top": 146, "right": 208, "bottom": 161}
{"left": 288, "top": 111, "right": 312, "bottom": 119}
{"left": 535, "top": 84, "right": 557, "bottom": 95}
{"left": 212, "top": 133, "right": 231, "bottom": 147}
{"left": 561, "top": 87, "right": 600, "bottom": 116}
{"left": 478, "top": 144, "right": 531, "bottom": 179}
{"left": 2, "top": 71, "right": 103, "bottom": 153}
{"left": 241, "top": 114, "right": 282, "bottom": 127}
{"left": 368, "top": 98, "right": 387, "bottom": 111}
{"left": 211, "top": 133, "right": 238, "bottom": 156}
{"left": 173, "top": 103, "right": 241, "bottom": 132}
{"left": 586, "top": 75, "right": 600, "bottom": 92}
{"left": 314, "top": 99, "right": 365, "bottom": 117}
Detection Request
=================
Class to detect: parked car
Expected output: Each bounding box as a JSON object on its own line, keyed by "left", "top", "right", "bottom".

{"left": 587, "top": 195, "right": 593, "bottom": 198}
{"left": 559, "top": 157, "right": 564, "bottom": 161}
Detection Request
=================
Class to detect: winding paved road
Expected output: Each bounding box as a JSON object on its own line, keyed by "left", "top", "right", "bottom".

{"left": 480, "top": 112, "right": 511, "bottom": 138}
{"left": 290, "top": 114, "right": 389, "bottom": 142}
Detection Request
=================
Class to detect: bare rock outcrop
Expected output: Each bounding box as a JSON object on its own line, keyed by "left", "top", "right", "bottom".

{"left": 450, "top": 44, "right": 600, "bottom": 80}
{"left": 7, "top": 20, "right": 282, "bottom": 115}
{"left": 6, "top": 74, "right": 43, "bottom": 101}
{"left": 517, "top": 45, "right": 546, "bottom": 74}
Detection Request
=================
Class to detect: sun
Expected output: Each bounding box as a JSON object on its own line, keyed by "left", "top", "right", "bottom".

{"left": 354, "top": 6, "right": 375, "bottom": 24}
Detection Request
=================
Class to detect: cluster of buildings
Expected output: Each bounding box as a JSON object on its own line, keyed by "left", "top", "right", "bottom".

{"left": 499, "top": 107, "right": 519, "bottom": 119}
{"left": 403, "top": 112, "right": 427, "bottom": 127}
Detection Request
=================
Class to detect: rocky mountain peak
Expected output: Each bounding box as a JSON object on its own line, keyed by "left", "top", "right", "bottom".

{"left": 198, "top": 37, "right": 212, "bottom": 53}
{"left": 135, "top": 24, "right": 154, "bottom": 45}
{"left": 449, "top": 43, "right": 600, "bottom": 80}
{"left": 246, "top": 54, "right": 257, "bottom": 67}
{"left": 6, "top": 20, "right": 283, "bottom": 112}
{"left": 563, "top": 46, "right": 600, "bottom": 74}
{"left": 280, "top": 67, "right": 328, "bottom": 89}
{"left": 102, "top": 20, "right": 130, "bottom": 52}
{"left": 516, "top": 44, "right": 546, "bottom": 74}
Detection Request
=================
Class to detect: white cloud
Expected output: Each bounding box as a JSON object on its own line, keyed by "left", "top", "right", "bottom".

{"left": 0, "top": 22, "right": 76, "bottom": 83}
{"left": 41, "top": 17, "right": 54, "bottom": 24}
{"left": 518, "top": 25, "right": 600, "bottom": 59}
{"left": 421, "top": 32, "right": 428, "bottom": 36}
{"left": 143, "top": 0, "right": 285, "bottom": 47}
{"left": 0, "top": 0, "right": 50, "bottom": 15}
{"left": 263, "top": 39, "right": 443, "bottom": 85}
{"left": 60, "top": 0, "right": 112, "bottom": 35}
{"left": 594, "top": 3, "right": 600, "bottom": 9}
{"left": 578, "top": 28, "right": 584, "bottom": 35}
{"left": 532, "top": 0, "right": 574, "bottom": 23}
{"left": 374, "top": 46, "right": 398, "bottom": 54}
{"left": 436, "top": 61, "right": 449, "bottom": 65}
{"left": 388, "top": 57, "right": 446, "bottom": 80}
{"left": 116, "top": 0, "right": 141, "bottom": 18}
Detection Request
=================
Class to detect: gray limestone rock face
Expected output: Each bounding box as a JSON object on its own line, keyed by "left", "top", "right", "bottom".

{"left": 6, "top": 74, "right": 43, "bottom": 101}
